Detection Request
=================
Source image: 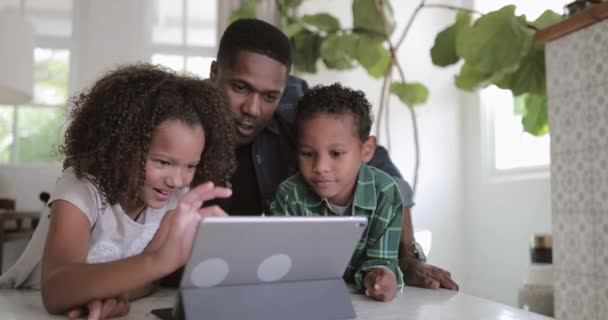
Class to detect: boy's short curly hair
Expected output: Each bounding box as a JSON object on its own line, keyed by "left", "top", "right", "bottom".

{"left": 295, "top": 83, "right": 373, "bottom": 141}
{"left": 61, "top": 63, "right": 236, "bottom": 206}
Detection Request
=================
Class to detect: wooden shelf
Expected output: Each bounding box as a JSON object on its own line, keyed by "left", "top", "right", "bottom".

{"left": 535, "top": 1, "right": 608, "bottom": 44}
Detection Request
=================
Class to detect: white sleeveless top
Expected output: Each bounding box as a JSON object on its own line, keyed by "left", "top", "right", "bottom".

{"left": 0, "top": 167, "right": 186, "bottom": 289}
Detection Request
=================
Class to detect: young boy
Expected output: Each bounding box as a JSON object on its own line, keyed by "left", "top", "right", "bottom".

{"left": 270, "top": 83, "right": 404, "bottom": 302}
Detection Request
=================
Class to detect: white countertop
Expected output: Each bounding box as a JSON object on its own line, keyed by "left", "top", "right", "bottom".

{"left": 0, "top": 286, "right": 552, "bottom": 319}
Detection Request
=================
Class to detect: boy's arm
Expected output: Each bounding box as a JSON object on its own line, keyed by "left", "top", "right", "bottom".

{"left": 352, "top": 200, "right": 404, "bottom": 292}
{"left": 269, "top": 183, "right": 296, "bottom": 216}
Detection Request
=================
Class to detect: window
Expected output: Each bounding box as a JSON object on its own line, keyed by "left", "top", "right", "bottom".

{"left": 0, "top": 0, "right": 72, "bottom": 165}
{"left": 148, "top": 0, "right": 218, "bottom": 77}
{"left": 475, "top": 0, "right": 568, "bottom": 176}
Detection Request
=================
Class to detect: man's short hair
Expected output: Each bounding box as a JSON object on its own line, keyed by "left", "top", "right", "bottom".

{"left": 296, "top": 83, "right": 373, "bottom": 141}
{"left": 217, "top": 18, "right": 292, "bottom": 72}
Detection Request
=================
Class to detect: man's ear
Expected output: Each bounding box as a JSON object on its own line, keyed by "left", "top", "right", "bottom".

{"left": 209, "top": 61, "right": 218, "bottom": 81}
{"left": 362, "top": 135, "right": 377, "bottom": 163}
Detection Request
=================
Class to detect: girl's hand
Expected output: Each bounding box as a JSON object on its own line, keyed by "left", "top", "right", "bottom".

{"left": 65, "top": 296, "right": 130, "bottom": 320}
{"left": 363, "top": 268, "right": 398, "bottom": 302}
{"left": 153, "top": 182, "right": 231, "bottom": 273}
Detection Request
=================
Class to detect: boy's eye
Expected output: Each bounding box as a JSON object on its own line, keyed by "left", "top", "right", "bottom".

{"left": 330, "top": 150, "right": 345, "bottom": 158}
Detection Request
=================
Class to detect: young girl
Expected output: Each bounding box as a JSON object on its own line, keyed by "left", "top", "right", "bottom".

{"left": 0, "top": 64, "right": 237, "bottom": 318}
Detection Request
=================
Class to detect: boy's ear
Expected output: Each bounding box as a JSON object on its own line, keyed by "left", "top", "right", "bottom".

{"left": 362, "top": 135, "right": 377, "bottom": 163}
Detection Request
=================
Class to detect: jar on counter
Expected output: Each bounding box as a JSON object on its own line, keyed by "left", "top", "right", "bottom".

{"left": 517, "top": 234, "right": 553, "bottom": 317}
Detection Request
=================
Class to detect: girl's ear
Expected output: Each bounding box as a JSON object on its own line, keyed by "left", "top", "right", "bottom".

{"left": 362, "top": 135, "right": 377, "bottom": 163}
{"left": 209, "top": 61, "right": 218, "bottom": 81}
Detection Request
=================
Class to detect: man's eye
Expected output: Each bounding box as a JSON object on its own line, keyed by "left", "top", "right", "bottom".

{"left": 263, "top": 94, "right": 278, "bottom": 102}
{"left": 233, "top": 83, "right": 248, "bottom": 93}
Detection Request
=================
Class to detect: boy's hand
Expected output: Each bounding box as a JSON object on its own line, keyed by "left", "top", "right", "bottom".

{"left": 363, "top": 268, "right": 397, "bottom": 302}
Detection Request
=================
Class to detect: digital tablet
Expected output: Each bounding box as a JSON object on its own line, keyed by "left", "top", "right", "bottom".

{"left": 180, "top": 215, "right": 368, "bottom": 288}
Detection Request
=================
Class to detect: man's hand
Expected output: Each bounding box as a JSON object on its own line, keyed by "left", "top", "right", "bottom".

{"left": 363, "top": 268, "right": 397, "bottom": 302}
{"left": 65, "top": 297, "right": 130, "bottom": 320}
{"left": 400, "top": 257, "right": 459, "bottom": 290}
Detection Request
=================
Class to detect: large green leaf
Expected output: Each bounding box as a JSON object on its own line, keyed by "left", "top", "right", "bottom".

{"left": 531, "top": 10, "right": 563, "bottom": 29}
{"left": 302, "top": 13, "right": 341, "bottom": 33}
{"left": 495, "top": 45, "right": 546, "bottom": 96}
{"left": 521, "top": 94, "right": 549, "bottom": 136}
{"left": 320, "top": 34, "right": 358, "bottom": 70}
{"left": 353, "top": 0, "right": 395, "bottom": 37}
{"left": 229, "top": 0, "right": 260, "bottom": 23}
{"left": 389, "top": 81, "right": 429, "bottom": 107}
{"left": 355, "top": 35, "right": 391, "bottom": 78}
{"left": 456, "top": 5, "right": 534, "bottom": 75}
{"left": 292, "top": 30, "right": 322, "bottom": 73}
{"left": 454, "top": 63, "right": 490, "bottom": 91}
{"left": 431, "top": 11, "right": 471, "bottom": 67}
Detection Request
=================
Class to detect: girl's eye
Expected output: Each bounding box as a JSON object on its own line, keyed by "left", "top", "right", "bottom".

{"left": 158, "top": 160, "right": 170, "bottom": 166}
{"left": 299, "top": 151, "right": 314, "bottom": 158}
{"left": 186, "top": 165, "right": 197, "bottom": 172}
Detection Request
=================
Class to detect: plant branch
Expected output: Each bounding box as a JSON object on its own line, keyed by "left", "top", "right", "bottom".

{"left": 423, "top": 3, "right": 483, "bottom": 16}
{"left": 374, "top": 0, "right": 420, "bottom": 192}
{"left": 376, "top": 65, "right": 392, "bottom": 141}
{"left": 396, "top": 0, "right": 425, "bottom": 50}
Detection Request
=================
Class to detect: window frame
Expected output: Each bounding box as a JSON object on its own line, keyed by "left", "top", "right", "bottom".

{"left": 480, "top": 90, "right": 550, "bottom": 183}
{"left": 1, "top": 0, "right": 76, "bottom": 167}
{"left": 146, "top": 0, "right": 221, "bottom": 76}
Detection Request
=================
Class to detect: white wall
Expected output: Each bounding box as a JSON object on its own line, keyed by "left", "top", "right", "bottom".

{"left": 460, "top": 92, "right": 551, "bottom": 306}
{"left": 298, "top": 0, "right": 466, "bottom": 285}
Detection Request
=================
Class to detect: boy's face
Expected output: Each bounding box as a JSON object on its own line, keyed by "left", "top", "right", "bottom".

{"left": 297, "top": 112, "right": 376, "bottom": 207}
{"left": 210, "top": 51, "right": 288, "bottom": 145}
{"left": 139, "top": 119, "right": 205, "bottom": 211}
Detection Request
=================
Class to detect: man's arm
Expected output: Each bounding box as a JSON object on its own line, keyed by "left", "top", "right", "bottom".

{"left": 399, "top": 207, "right": 459, "bottom": 290}
{"left": 370, "top": 147, "right": 459, "bottom": 290}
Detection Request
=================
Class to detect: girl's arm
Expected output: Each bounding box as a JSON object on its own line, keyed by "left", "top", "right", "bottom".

{"left": 42, "top": 182, "right": 231, "bottom": 315}
{"left": 41, "top": 200, "right": 169, "bottom": 314}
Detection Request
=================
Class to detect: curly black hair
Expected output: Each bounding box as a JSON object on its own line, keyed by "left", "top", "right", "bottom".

{"left": 61, "top": 63, "right": 237, "bottom": 206}
{"left": 295, "top": 82, "right": 373, "bottom": 141}
{"left": 217, "top": 18, "right": 292, "bottom": 73}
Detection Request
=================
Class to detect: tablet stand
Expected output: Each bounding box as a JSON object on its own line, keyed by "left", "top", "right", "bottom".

{"left": 174, "top": 278, "right": 356, "bottom": 320}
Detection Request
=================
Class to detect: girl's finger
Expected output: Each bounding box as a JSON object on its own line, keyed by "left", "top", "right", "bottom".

{"left": 86, "top": 300, "right": 102, "bottom": 320}
{"left": 197, "top": 205, "right": 228, "bottom": 217}
{"left": 99, "top": 298, "right": 118, "bottom": 319}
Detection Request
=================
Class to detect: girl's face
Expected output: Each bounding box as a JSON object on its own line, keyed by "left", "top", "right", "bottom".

{"left": 139, "top": 119, "right": 205, "bottom": 210}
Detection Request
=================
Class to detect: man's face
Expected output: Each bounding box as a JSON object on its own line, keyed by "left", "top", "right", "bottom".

{"left": 210, "top": 51, "right": 288, "bottom": 145}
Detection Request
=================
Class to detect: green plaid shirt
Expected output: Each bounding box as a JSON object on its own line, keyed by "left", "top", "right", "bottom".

{"left": 270, "top": 163, "right": 404, "bottom": 292}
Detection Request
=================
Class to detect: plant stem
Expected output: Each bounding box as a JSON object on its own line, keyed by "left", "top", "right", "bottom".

{"left": 423, "top": 3, "right": 483, "bottom": 16}
{"left": 396, "top": 0, "right": 425, "bottom": 50}
{"left": 376, "top": 65, "right": 391, "bottom": 141}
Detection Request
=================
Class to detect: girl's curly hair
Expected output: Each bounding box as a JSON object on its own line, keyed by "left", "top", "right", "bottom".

{"left": 61, "top": 63, "right": 237, "bottom": 206}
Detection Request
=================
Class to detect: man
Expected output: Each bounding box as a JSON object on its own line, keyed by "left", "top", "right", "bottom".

{"left": 209, "top": 18, "right": 458, "bottom": 290}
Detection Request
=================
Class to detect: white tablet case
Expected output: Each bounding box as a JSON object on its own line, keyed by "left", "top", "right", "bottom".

{"left": 175, "top": 216, "right": 368, "bottom": 320}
